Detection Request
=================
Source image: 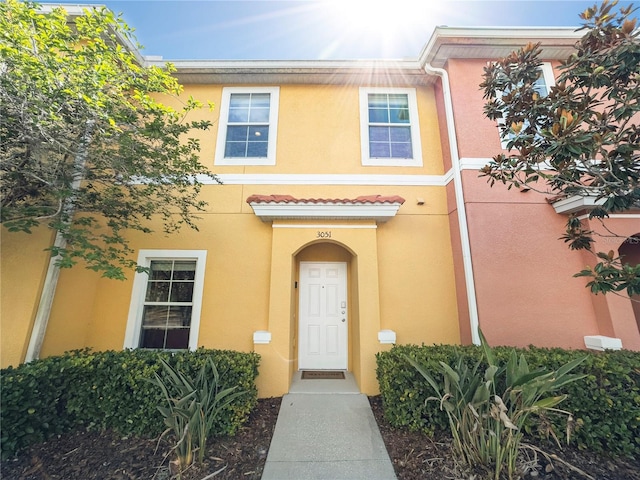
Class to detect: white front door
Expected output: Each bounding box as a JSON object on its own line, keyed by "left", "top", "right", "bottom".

{"left": 298, "top": 262, "right": 348, "bottom": 370}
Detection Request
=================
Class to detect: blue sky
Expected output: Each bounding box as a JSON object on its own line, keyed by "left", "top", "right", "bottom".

{"left": 49, "top": 1, "right": 635, "bottom": 60}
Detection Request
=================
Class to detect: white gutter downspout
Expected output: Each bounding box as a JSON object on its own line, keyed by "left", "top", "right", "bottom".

{"left": 25, "top": 120, "right": 95, "bottom": 362}
{"left": 24, "top": 232, "right": 67, "bottom": 362}
{"left": 423, "top": 64, "right": 480, "bottom": 345}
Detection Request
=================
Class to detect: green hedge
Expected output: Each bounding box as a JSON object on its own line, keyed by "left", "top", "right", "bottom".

{"left": 376, "top": 344, "right": 640, "bottom": 458}
{"left": 1, "top": 348, "right": 260, "bottom": 459}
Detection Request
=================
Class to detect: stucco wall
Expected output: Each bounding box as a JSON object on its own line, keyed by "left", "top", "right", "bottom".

{"left": 444, "top": 57, "right": 639, "bottom": 350}
{"left": 1, "top": 227, "right": 55, "bottom": 367}
{"left": 17, "top": 81, "right": 462, "bottom": 397}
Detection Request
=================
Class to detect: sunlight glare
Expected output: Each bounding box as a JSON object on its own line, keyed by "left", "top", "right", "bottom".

{"left": 321, "top": 0, "right": 436, "bottom": 58}
{"left": 328, "top": 0, "right": 419, "bottom": 31}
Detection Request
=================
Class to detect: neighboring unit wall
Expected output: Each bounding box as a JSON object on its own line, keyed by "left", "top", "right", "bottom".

{"left": 444, "top": 58, "right": 639, "bottom": 350}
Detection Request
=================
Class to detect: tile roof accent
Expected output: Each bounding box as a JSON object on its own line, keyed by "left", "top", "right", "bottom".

{"left": 246, "top": 194, "right": 406, "bottom": 205}
{"left": 246, "top": 194, "right": 405, "bottom": 223}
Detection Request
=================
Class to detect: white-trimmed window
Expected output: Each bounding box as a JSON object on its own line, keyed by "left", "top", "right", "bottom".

{"left": 215, "top": 87, "right": 279, "bottom": 165}
{"left": 498, "top": 62, "right": 555, "bottom": 148}
{"left": 124, "top": 250, "right": 207, "bottom": 350}
{"left": 359, "top": 87, "right": 423, "bottom": 167}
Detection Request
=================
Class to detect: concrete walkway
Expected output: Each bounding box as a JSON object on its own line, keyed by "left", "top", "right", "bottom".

{"left": 261, "top": 372, "right": 397, "bottom": 480}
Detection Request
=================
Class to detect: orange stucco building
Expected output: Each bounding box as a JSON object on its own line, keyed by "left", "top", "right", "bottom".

{"left": 2, "top": 8, "right": 638, "bottom": 398}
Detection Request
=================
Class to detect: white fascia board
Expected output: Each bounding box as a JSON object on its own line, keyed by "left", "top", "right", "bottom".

{"left": 249, "top": 203, "right": 403, "bottom": 222}
{"left": 158, "top": 59, "right": 430, "bottom": 85}
{"left": 148, "top": 58, "right": 421, "bottom": 71}
{"left": 419, "top": 26, "right": 582, "bottom": 67}
{"left": 552, "top": 195, "right": 606, "bottom": 214}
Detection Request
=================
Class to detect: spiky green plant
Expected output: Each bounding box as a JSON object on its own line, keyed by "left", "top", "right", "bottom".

{"left": 149, "top": 357, "right": 247, "bottom": 473}
{"left": 406, "top": 329, "right": 586, "bottom": 479}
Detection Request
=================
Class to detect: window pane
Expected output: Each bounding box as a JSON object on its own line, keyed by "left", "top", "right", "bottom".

{"left": 249, "top": 125, "right": 269, "bottom": 141}
{"left": 533, "top": 74, "right": 548, "bottom": 96}
{"left": 249, "top": 107, "right": 270, "bottom": 123}
{"left": 247, "top": 141, "right": 268, "bottom": 157}
{"left": 149, "top": 261, "right": 172, "bottom": 280}
{"left": 166, "top": 306, "right": 192, "bottom": 327}
{"left": 140, "top": 328, "right": 166, "bottom": 349}
{"left": 389, "top": 108, "right": 410, "bottom": 123}
{"left": 170, "top": 282, "right": 194, "bottom": 302}
{"left": 165, "top": 329, "right": 190, "bottom": 349}
{"left": 368, "top": 94, "right": 388, "bottom": 107}
{"left": 391, "top": 142, "right": 413, "bottom": 158}
{"left": 390, "top": 126, "right": 412, "bottom": 142}
{"left": 172, "top": 261, "right": 196, "bottom": 280}
{"left": 145, "top": 281, "right": 170, "bottom": 302}
{"left": 226, "top": 126, "right": 248, "bottom": 141}
{"left": 228, "top": 108, "right": 249, "bottom": 123}
{"left": 388, "top": 94, "right": 409, "bottom": 108}
{"left": 229, "top": 93, "right": 251, "bottom": 108}
{"left": 142, "top": 305, "right": 169, "bottom": 327}
{"left": 225, "top": 142, "right": 247, "bottom": 157}
{"left": 369, "top": 108, "right": 389, "bottom": 123}
{"left": 251, "top": 93, "right": 271, "bottom": 107}
{"left": 370, "top": 142, "right": 391, "bottom": 158}
{"left": 369, "top": 126, "right": 389, "bottom": 141}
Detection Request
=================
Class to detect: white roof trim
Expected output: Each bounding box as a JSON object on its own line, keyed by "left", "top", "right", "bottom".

{"left": 420, "top": 26, "right": 583, "bottom": 68}
{"left": 248, "top": 202, "right": 403, "bottom": 223}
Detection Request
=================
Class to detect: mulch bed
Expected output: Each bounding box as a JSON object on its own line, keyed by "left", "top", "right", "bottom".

{"left": 0, "top": 398, "right": 282, "bottom": 480}
{"left": 368, "top": 396, "right": 640, "bottom": 480}
{"left": 2, "top": 395, "right": 639, "bottom": 480}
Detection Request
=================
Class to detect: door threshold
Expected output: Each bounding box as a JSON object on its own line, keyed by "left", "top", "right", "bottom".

{"left": 289, "top": 371, "right": 359, "bottom": 394}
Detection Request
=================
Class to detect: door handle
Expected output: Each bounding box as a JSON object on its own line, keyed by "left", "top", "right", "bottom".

{"left": 341, "top": 318, "right": 346, "bottom": 322}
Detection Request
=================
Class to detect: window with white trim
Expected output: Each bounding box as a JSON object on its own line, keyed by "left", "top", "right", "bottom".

{"left": 359, "top": 87, "right": 423, "bottom": 167}
{"left": 215, "top": 87, "right": 279, "bottom": 165}
{"left": 498, "top": 62, "right": 555, "bottom": 148}
{"left": 124, "top": 250, "right": 207, "bottom": 350}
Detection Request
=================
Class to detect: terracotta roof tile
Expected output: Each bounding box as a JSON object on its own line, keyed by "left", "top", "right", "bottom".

{"left": 246, "top": 194, "right": 405, "bottom": 205}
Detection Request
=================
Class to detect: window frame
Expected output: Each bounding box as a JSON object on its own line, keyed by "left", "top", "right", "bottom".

{"left": 215, "top": 86, "right": 280, "bottom": 166}
{"left": 359, "top": 87, "right": 423, "bottom": 167}
{"left": 498, "top": 62, "right": 555, "bottom": 149}
{"left": 123, "top": 249, "right": 207, "bottom": 351}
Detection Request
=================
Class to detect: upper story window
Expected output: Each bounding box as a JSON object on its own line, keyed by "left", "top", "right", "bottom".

{"left": 215, "top": 87, "right": 279, "bottom": 165}
{"left": 498, "top": 62, "right": 555, "bottom": 148}
{"left": 359, "top": 87, "right": 423, "bottom": 167}
{"left": 124, "top": 250, "right": 207, "bottom": 351}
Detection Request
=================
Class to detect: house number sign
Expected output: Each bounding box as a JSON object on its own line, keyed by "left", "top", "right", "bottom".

{"left": 316, "top": 231, "right": 332, "bottom": 239}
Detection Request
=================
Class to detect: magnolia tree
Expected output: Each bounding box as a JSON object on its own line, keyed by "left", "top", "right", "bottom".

{"left": 0, "top": 1, "right": 217, "bottom": 279}
{"left": 481, "top": 0, "right": 640, "bottom": 296}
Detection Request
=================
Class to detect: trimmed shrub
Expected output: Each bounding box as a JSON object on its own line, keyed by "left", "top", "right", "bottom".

{"left": 1, "top": 348, "right": 260, "bottom": 459}
{"left": 376, "top": 344, "right": 640, "bottom": 458}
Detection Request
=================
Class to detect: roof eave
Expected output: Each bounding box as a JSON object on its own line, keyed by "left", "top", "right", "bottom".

{"left": 146, "top": 59, "right": 432, "bottom": 86}
{"left": 419, "top": 26, "right": 584, "bottom": 68}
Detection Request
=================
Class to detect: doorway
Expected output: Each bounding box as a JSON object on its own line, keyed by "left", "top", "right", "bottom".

{"left": 298, "top": 262, "right": 348, "bottom": 370}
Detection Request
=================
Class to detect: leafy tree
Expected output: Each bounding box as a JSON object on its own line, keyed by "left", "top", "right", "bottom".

{"left": 0, "top": 0, "right": 217, "bottom": 279}
{"left": 480, "top": 0, "right": 640, "bottom": 296}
